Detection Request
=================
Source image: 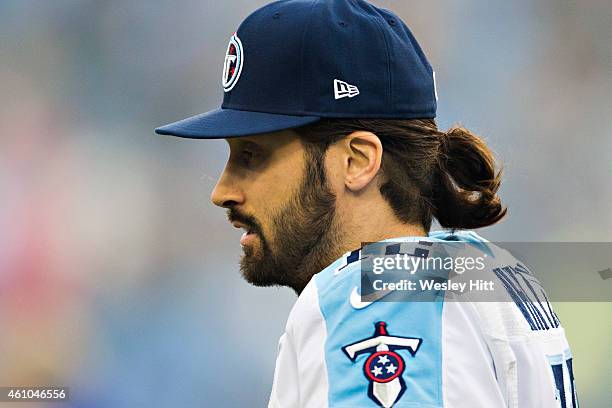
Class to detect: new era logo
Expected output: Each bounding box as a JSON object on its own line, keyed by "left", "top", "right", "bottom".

{"left": 334, "top": 79, "right": 360, "bottom": 100}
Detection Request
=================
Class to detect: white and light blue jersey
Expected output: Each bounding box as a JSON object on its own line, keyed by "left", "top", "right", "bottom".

{"left": 268, "top": 231, "right": 578, "bottom": 408}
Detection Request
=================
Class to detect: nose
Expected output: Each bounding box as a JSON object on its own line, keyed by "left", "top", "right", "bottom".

{"left": 210, "top": 170, "right": 245, "bottom": 208}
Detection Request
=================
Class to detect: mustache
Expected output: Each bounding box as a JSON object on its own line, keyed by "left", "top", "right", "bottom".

{"left": 226, "top": 208, "right": 263, "bottom": 235}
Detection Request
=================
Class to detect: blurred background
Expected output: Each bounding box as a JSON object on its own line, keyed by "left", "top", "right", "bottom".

{"left": 0, "top": 0, "right": 610, "bottom": 407}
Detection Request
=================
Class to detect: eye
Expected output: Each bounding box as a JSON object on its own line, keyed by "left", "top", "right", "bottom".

{"left": 242, "top": 150, "right": 254, "bottom": 161}
{"left": 229, "top": 141, "right": 264, "bottom": 168}
{"left": 239, "top": 149, "right": 257, "bottom": 166}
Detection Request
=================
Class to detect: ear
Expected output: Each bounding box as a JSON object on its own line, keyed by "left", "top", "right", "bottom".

{"left": 342, "top": 131, "right": 383, "bottom": 192}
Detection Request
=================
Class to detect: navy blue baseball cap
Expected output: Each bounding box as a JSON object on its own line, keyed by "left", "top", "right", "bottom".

{"left": 155, "top": 0, "right": 437, "bottom": 139}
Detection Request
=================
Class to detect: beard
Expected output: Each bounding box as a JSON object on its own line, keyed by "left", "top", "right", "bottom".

{"left": 227, "top": 149, "right": 342, "bottom": 294}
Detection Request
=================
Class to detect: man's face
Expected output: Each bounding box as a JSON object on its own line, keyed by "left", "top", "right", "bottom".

{"left": 211, "top": 130, "right": 340, "bottom": 293}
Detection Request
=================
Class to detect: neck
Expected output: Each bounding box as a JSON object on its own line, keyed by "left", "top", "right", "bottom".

{"left": 336, "top": 199, "right": 427, "bottom": 257}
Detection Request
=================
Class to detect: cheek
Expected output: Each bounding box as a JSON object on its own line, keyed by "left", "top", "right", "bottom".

{"left": 244, "top": 179, "right": 293, "bottom": 237}
{"left": 252, "top": 158, "right": 304, "bottom": 209}
{"left": 244, "top": 141, "right": 307, "bottom": 235}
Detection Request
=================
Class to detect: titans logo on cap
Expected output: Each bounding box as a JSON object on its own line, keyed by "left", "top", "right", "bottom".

{"left": 222, "top": 33, "right": 244, "bottom": 92}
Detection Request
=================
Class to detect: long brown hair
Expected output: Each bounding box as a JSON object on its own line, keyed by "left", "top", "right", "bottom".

{"left": 295, "top": 118, "right": 506, "bottom": 232}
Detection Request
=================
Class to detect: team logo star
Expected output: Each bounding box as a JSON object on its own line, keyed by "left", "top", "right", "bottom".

{"left": 386, "top": 363, "right": 398, "bottom": 374}
{"left": 377, "top": 355, "right": 390, "bottom": 365}
{"left": 371, "top": 365, "right": 383, "bottom": 377}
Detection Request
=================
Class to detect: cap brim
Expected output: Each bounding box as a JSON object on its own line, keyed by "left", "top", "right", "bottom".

{"left": 155, "top": 108, "right": 321, "bottom": 139}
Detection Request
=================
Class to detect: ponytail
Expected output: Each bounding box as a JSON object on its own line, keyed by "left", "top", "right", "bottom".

{"left": 433, "top": 126, "right": 506, "bottom": 229}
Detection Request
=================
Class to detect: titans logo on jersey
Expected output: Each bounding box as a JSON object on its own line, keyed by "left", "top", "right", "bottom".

{"left": 342, "top": 322, "right": 421, "bottom": 407}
